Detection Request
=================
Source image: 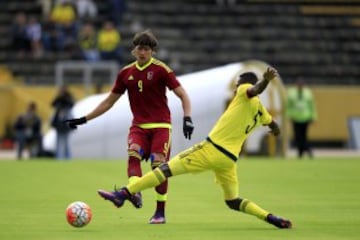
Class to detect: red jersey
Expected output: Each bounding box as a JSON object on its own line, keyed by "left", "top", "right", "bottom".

{"left": 112, "top": 58, "right": 181, "bottom": 125}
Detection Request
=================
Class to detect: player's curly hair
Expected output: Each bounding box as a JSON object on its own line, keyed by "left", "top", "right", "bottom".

{"left": 237, "top": 72, "right": 258, "bottom": 85}
{"left": 132, "top": 29, "right": 158, "bottom": 50}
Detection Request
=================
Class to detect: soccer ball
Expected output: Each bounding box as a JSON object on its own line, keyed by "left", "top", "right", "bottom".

{"left": 66, "top": 201, "right": 92, "bottom": 227}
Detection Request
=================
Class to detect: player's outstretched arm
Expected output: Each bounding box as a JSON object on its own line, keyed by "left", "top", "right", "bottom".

{"left": 65, "top": 92, "right": 121, "bottom": 129}
{"left": 248, "top": 67, "right": 277, "bottom": 97}
{"left": 85, "top": 92, "right": 121, "bottom": 121}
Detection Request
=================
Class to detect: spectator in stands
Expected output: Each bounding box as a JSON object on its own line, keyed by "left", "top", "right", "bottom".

{"left": 10, "top": 12, "right": 30, "bottom": 57}
{"left": 26, "top": 16, "right": 43, "bottom": 58}
{"left": 50, "top": 0, "right": 77, "bottom": 28}
{"left": 13, "top": 102, "right": 42, "bottom": 160}
{"left": 76, "top": 0, "right": 98, "bottom": 22}
{"left": 77, "top": 22, "right": 99, "bottom": 61}
{"left": 42, "top": 14, "right": 65, "bottom": 52}
{"left": 51, "top": 86, "right": 75, "bottom": 160}
{"left": 97, "top": 20, "right": 122, "bottom": 62}
{"left": 109, "top": 0, "right": 127, "bottom": 27}
{"left": 286, "top": 78, "right": 317, "bottom": 158}
{"left": 50, "top": 0, "right": 78, "bottom": 49}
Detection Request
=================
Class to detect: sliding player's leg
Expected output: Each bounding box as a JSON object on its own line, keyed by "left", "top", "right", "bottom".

{"left": 98, "top": 141, "right": 210, "bottom": 212}
{"left": 98, "top": 127, "right": 147, "bottom": 209}
{"left": 215, "top": 164, "right": 292, "bottom": 229}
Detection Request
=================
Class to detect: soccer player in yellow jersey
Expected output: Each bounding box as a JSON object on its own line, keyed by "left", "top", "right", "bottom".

{"left": 97, "top": 67, "right": 292, "bottom": 228}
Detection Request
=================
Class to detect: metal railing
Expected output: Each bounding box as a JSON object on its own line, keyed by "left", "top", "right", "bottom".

{"left": 55, "top": 61, "right": 119, "bottom": 94}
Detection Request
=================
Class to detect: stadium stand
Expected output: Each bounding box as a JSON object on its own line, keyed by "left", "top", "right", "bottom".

{"left": 0, "top": 0, "right": 359, "bottom": 85}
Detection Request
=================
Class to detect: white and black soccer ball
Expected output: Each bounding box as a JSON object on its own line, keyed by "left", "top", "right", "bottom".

{"left": 66, "top": 201, "right": 92, "bottom": 228}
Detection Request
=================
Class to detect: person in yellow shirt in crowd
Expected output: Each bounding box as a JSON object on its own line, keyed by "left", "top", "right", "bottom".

{"left": 77, "top": 22, "right": 99, "bottom": 61}
{"left": 50, "top": 0, "right": 78, "bottom": 44}
{"left": 50, "top": 0, "right": 76, "bottom": 26}
{"left": 97, "top": 20, "right": 122, "bottom": 62}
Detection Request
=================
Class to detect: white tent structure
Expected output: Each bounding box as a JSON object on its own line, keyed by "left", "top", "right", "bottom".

{"left": 43, "top": 61, "right": 287, "bottom": 159}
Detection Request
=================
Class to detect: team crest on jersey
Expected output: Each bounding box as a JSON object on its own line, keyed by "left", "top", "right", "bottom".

{"left": 128, "top": 75, "right": 134, "bottom": 81}
{"left": 147, "top": 71, "right": 154, "bottom": 80}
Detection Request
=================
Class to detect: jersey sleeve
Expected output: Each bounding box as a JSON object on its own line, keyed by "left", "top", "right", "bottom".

{"left": 111, "top": 70, "right": 126, "bottom": 94}
{"left": 237, "top": 84, "right": 250, "bottom": 99}
{"left": 165, "top": 71, "right": 181, "bottom": 90}
{"left": 153, "top": 58, "right": 181, "bottom": 90}
{"left": 259, "top": 103, "right": 273, "bottom": 125}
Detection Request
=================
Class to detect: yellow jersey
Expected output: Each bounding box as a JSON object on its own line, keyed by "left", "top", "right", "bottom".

{"left": 97, "top": 30, "right": 121, "bottom": 52}
{"left": 208, "top": 83, "right": 272, "bottom": 158}
{"left": 51, "top": 5, "right": 76, "bottom": 25}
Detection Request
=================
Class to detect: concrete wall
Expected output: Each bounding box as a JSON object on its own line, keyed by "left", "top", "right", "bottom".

{"left": 307, "top": 85, "right": 360, "bottom": 141}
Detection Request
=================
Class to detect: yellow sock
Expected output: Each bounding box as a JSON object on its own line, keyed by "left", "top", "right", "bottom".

{"left": 128, "top": 176, "right": 140, "bottom": 184}
{"left": 127, "top": 168, "right": 166, "bottom": 194}
{"left": 240, "top": 199, "right": 269, "bottom": 220}
{"left": 156, "top": 193, "right": 167, "bottom": 201}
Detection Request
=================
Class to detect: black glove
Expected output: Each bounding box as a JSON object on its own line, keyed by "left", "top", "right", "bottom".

{"left": 268, "top": 120, "right": 280, "bottom": 136}
{"left": 64, "top": 117, "right": 87, "bottom": 129}
{"left": 183, "top": 116, "right": 194, "bottom": 140}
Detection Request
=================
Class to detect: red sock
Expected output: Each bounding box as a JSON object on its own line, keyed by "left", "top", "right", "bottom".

{"left": 127, "top": 156, "right": 142, "bottom": 177}
{"left": 155, "top": 179, "right": 168, "bottom": 194}
{"left": 155, "top": 180, "right": 167, "bottom": 215}
{"left": 156, "top": 201, "right": 165, "bottom": 215}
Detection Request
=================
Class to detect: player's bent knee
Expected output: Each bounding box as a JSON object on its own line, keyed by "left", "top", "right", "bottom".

{"left": 225, "top": 198, "right": 242, "bottom": 211}
{"left": 128, "top": 144, "right": 144, "bottom": 161}
{"left": 150, "top": 153, "right": 166, "bottom": 168}
{"left": 129, "top": 143, "right": 142, "bottom": 152}
{"left": 158, "top": 163, "right": 173, "bottom": 178}
{"left": 150, "top": 153, "right": 165, "bottom": 162}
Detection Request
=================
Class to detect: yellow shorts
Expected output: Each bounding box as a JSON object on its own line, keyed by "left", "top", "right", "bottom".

{"left": 168, "top": 140, "right": 239, "bottom": 200}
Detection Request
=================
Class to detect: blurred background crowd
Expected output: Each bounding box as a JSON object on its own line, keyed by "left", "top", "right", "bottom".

{"left": 0, "top": 0, "right": 359, "bottom": 159}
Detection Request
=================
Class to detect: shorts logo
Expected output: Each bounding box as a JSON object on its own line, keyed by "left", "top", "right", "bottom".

{"left": 147, "top": 71, "right": 153, "bottom": 80}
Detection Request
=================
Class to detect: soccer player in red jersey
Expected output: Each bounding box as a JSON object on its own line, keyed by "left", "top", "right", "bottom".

{"left": 66, "top": 30, "right": 194, "bottom": 224}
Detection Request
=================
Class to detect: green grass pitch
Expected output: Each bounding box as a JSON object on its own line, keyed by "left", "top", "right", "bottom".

{"left": 0, "top": 157, "right": 359, "bottom": 240}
